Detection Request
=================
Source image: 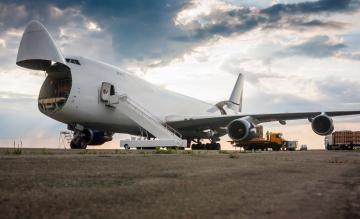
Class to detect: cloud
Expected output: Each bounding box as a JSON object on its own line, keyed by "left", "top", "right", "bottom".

{"left": 280, "top": 35, "right": 346, "bottom": 58}
{"left": 261, "top": 0, "right": 358, "bottom": 17}
{"left": 241, "top": 74, "right": 360, "bottom": 114}
{"left": 220, "top": 59, "right": 285, "bottom": 84}
{"left": 0, "top": 0, "right": 194, "bottom": 68}
{"left": 0, "top": 96, "right": 63, "bottom": 139}
{"left": 336, "top": 51, "right": 360, "bottom": 61}
{"left": 0, "top": 2, "right": 120, "bottom": 68}
{"left": 0, "top": 3, "right": 28, "bottom": 30}
{"left": 267, "top": 34, "right": 360, "bottom": 62}
{"left": 287, "top": 19, "right": 347, "bottom": 30}
{"left": 315, "top": 77, "right": 360, "bottom": 103}
{"left": 2, "top": 0, "right": 358, "bottom": 69}
{"left": 173, "top": 0, "right": 359, "bottom": 45}
{"left": 243, "top": 90, "right": 322, "bottom": 113}
{"left": 219, "top": 53, "right": 360, "bottom": 110}
{"left": 0, "top": 91, "right": 36, "bottom": 101}
{"left": 73, "top": 0, "right": 190, "bottom": 64}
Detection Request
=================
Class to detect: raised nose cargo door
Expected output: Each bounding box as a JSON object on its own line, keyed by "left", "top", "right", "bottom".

{"left": 16, "top": 20, "right": 68, "bottom": 71}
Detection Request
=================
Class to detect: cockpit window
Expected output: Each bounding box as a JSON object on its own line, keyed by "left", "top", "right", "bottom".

{"left": 65, "top": 58, "right": 81, "bottom": 65}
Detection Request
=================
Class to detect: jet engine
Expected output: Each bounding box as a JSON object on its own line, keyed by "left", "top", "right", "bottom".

{"left": 71, "top": 129, "right": 113, "bottom": 149}
{"left": 227, "top": 119, "right": 256, "bottom": 141}
{"left": 311, "top": 114, "right": 334, "bottom": 136}
{"left": 83, "top": 129, "right": 113, "bottom": 145}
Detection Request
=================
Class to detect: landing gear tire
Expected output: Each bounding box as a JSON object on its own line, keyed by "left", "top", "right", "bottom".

{"left": 272, "top": 144, "right": 281, "bottom": 151}
{"left": 191, "top": 140, "right": 220, "bottom": 150}
{"left": 216, "top": 143, "right": 221, "bottom": 150}
{"left": 70, "top": 139, "right": 87, "bottom": 149}
{"left": 206, "top": 143, "right": 220, "bottom": 150}
{"left": 243, "top": 146, "right": 251, "bottom": 151}
{"left": 70, "top": 132, "right": 88, "bottom": 149}
{"left": 191, "top": 143, "right": 204, "bottom": 150}
{"left": 191, "top": 144, "right": 199, "bottom": 150}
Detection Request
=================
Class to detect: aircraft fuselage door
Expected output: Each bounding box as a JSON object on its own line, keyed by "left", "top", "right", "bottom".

{"left": 100, "top": 82, "right": 112, "bottom": 102}
{"left": 100, "top": 82, "right": 119, "bottom": 106}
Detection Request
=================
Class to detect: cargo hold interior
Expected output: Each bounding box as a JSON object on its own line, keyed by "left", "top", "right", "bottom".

{"left": 38, "top": 63, "right": 72, "bottom": 113}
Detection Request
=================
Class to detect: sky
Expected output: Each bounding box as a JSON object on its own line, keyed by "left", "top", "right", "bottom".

{"left": 1, "top": 0, "right": 360, "bottom": 149}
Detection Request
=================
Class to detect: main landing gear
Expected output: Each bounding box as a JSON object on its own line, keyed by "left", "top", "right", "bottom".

{"left": 70, "top": 130, "right": 88, "bottom": 149}
{"left": 191, "top": 139, "right": 221, "bottom": 150}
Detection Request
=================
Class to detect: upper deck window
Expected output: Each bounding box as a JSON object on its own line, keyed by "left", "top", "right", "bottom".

{"left": 65, "top": 58, "right": 81, "bottom": 65}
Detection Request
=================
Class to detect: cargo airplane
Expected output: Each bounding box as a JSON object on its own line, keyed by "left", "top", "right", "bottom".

{"left": 16, "top": 21, "right": 360, "bottom": 149}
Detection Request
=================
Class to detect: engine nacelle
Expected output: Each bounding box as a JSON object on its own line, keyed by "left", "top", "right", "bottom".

{"left": 227, "top": 119, "right": 256, "bottom": 141}
{"left": 311, "top": 114, "right": 334, "bottom": 136}
{"left": 83, "top": 129, "right": 113, "bottom": 145}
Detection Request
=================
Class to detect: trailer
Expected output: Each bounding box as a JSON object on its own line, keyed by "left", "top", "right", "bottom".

{"left": 284, "top": 141, "right": 298, "bottom": 151}
{"left": 325, "top": 131, "right": 360, "bottom": 150}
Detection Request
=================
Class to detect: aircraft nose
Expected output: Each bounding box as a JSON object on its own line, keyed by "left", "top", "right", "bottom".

{"left": 16, "top": 20, "right": 67, "bottom": 70}
{"left": 24, "top": 20, "right": 46, "bottom": 33}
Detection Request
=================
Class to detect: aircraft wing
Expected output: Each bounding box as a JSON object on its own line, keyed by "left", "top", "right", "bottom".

{"left": 166, "top": 111, "right": 360, "bottom": 130}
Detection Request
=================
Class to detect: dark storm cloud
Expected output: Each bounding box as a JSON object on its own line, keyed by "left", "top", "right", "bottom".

{"left": 0, "top": 1, "right": 75, "bottom": 31}
{"left": 281, "top": 35, "right": 346, "bottom": 58}
{"left": 0, "top": 0, "right": 192, "bottom": 65}
{"left": 177, "top": 0, "right": 359, "bottom": 43}
{"left": 0, "top": 0, "right": 359, "bottom": 66}
{"left": 275, "top": 34, "right": 360, "bottom": 61}
{"left": 287, "top": 19, "right": 347, "bottom": 29}
{"left": 261, "top": 0, "right": 358, "bottom": 18}
{"left": 173, "top": 7, "right": 268, "bottom": 42}
{"left": 75, "top": 0, "right": 191, "bottom": 62}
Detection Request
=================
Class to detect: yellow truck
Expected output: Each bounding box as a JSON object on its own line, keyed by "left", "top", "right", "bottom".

{"left": 231, "top": 126, "right": 298, "bottom": 151}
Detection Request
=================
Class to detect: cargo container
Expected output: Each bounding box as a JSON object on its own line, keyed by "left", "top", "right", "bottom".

{"left": 325, "top": 131, "right": 360, "bottom": 150}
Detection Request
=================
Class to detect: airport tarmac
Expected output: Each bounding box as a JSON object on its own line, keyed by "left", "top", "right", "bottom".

{"left": 0, "top": 149, "right": 359, "bottom": 218}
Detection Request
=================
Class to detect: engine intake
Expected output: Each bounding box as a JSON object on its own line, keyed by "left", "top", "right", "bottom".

{"left": 311, "top": 114, "right": 334, "bottom": 136}
{"left": 227, "top": 119, "right": 256, "bottom": 141}
{"left": 83, "top": 129, "right": 113, "bottom": 145}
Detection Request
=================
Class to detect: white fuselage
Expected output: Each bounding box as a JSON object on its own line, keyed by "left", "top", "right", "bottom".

{"left": 45, "top": 56, "right": 222, "bottom": 135}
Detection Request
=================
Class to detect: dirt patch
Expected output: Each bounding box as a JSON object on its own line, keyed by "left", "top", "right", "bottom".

{"left": 0, "top": 150, "right": 359, "bottom": 218}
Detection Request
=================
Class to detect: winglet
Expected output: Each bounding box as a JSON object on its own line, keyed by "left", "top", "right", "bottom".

{"left": 228, "top": 73, "right": 244, "bottom": 112}
{"left": 16, "top": 20, "right": 67, "bottom": 70}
